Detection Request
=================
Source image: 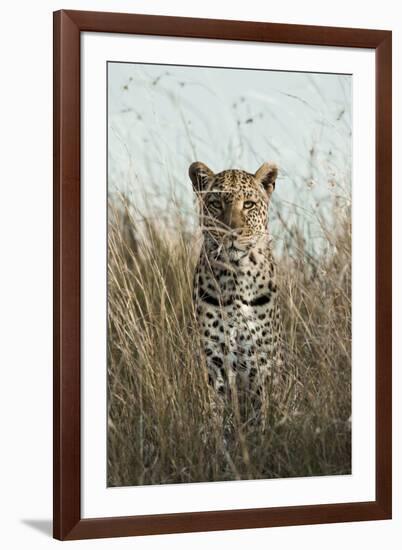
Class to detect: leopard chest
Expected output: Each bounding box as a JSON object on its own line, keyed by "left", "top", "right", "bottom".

{"left": 195, "top": 252, "right": 279, "bottom": 379}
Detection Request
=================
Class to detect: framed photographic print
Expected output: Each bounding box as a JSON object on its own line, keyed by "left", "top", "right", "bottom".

{"left": 53, "top": 10, "right": 392, "bottom": 540}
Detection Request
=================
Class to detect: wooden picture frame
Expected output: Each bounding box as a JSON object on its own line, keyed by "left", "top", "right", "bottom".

{"left": 53, "top": 9, "right": 392, "bottom": 540}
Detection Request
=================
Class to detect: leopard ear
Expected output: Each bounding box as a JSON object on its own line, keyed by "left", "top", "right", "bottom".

{"left": 254, "top": 162, "right": 278, "bottom": 195}
{"left": 189, "top": 162, "right": 214, "bottom": 193}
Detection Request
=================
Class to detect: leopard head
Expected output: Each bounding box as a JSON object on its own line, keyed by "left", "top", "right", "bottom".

{"left": 189, "top": 161, "right": 278, "bottom": 252}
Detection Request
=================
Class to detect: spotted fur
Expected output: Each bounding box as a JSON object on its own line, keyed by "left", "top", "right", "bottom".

{"left": 189, "top": 161, "right": 284, "bottom": 407}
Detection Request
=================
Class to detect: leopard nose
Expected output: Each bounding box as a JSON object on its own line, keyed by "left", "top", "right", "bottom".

{"left": 223, "top": 204, "right": 243, "bottom": 230}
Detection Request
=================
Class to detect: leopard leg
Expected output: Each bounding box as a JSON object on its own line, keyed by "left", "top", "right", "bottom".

{"left": 245, "top": 361, "right": 271, "bottom": 432}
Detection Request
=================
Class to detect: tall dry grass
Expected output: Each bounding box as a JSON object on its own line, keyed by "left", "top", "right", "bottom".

{"left": 107, "top": 196, "right": 351, "bottom": 487}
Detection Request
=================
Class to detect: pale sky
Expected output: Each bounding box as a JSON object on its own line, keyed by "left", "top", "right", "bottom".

{"left": 108, "top": 62, "right": 351, "bottom": 252}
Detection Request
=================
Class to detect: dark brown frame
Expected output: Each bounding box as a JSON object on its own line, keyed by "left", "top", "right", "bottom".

{"left": 54, "top": 9, "right": 392, "bottom": 541}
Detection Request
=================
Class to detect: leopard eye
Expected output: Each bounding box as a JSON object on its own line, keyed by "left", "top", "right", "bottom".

{"left": 208, "top": 200, "right": 222, "bottom": 210}
{"left": 243, "top": 200, "right": 256, "bottom": 210}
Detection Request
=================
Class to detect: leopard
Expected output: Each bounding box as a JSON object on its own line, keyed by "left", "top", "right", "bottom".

{"left": 189, "top": 161, "right": 284, "bottom": 418}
